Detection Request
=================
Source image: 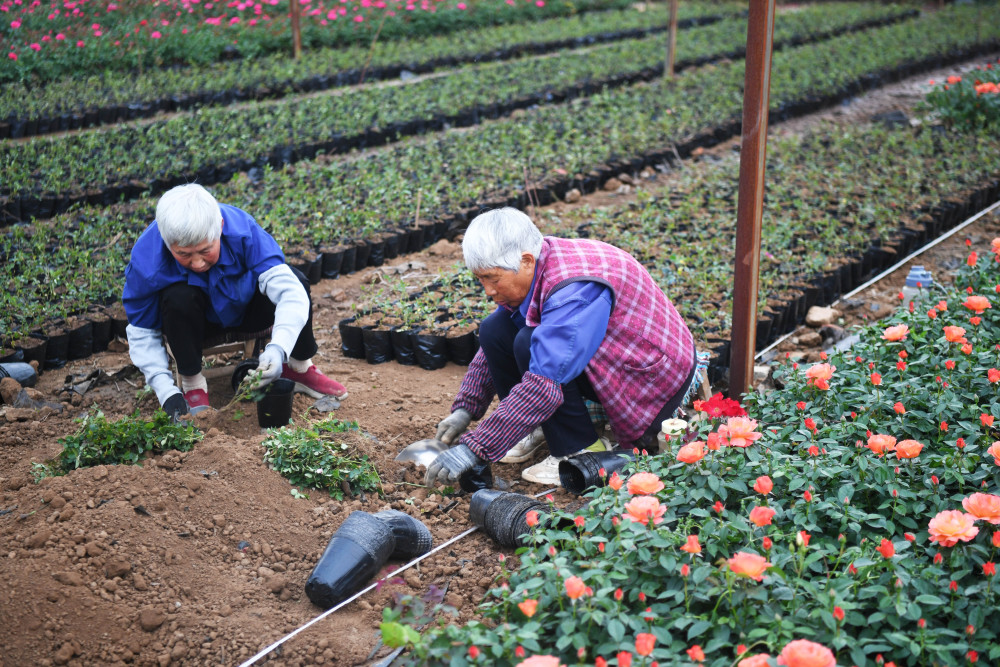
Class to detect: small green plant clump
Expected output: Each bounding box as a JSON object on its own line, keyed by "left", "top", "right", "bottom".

{"left": 33, "top": 409, "right": 204, "bottom": 481}
{"left": 922, "top": 58, "right": 1000, "bottom": 131}
{"left": 261, "top": 417, "right": 381, "bottom": 500}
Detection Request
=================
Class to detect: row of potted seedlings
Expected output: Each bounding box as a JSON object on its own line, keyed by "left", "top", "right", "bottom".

{"left": 0, "top": 0, "right": 632, "bottom": 85}
{"left": 2, "top": 5, "right": 997, "bottom": 350}
{"left": 338, "top": 266, "right": 490, "bottom": 370}
{"left": 0, "top": 1, "right": 914, "bottom": 218}
{"left": 0, "top": 1, "right": 745, "bottom": 136}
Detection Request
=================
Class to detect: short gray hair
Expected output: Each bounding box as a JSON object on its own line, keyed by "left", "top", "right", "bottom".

{"left": 462, "top": 208, "right": 543, "bottom": 273}
{"left": 155, "top": 184, "right": 223, "bottom": 248}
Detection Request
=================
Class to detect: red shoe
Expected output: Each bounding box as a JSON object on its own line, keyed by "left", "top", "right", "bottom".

{"left": 183, "top": 388, "right": 211, "bottom": 414}
{"left": 281, "top": 364, "right": 348, "bottom": 400}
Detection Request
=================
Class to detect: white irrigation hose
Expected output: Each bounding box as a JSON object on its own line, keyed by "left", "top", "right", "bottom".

{"left": 755, "top": 199, "right": 1000, "bottom": 360}
{"left": 240, "top": 486, "right": 558, "bottom": 667}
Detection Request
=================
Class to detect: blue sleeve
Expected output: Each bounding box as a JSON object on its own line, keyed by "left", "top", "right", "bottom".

{"left": 243, "top": 218, "right": 285, "bottom": 279}
{"left": 528, "top": 282, "right": 612, "bottom": 384}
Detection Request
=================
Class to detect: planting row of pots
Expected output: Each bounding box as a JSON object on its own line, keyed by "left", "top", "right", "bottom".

{"left": 0, "top": 2, "right": 747, "bottom": 133}
{"left": 406, "top": 236, "right": 1000, "bottom": 664}
{"left": 0, "top": 0, "right": 632, "bottom": 85}
{"left": 338, "top": 120, "right": 1000, "bottom": 378}
{"left": 0, "top": 2, "right": 913, "bottom": 217}
{"left": 1, "top": 4, "right": 995, "bottom": 340}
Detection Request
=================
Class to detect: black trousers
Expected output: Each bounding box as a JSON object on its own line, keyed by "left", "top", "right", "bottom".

{"left": 160, "top": 266, "right": 318, "bottom": 377}
{"left": 478, "top": 308, "right": 697, "bottom": 455}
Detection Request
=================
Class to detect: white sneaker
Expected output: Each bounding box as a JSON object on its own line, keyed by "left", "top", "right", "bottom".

{"left": 500, "top": 428, "right": 546, "bottom": 463}
{"left": 521, "top": 455, "right": 565, "bottom": 485}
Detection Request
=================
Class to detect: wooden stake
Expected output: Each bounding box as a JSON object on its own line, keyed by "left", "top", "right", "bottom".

{"left": 729, "top": 0, "right": 776, "bottom": 399}
{"left": 665, "top": 0, "right": 679, "bottom": 79}
{"left": 290, "top": 0, "right": 302, "bottom": 60}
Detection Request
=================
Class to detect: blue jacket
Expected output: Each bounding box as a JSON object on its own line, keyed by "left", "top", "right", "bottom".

{"left": 123, "top": 204, "right": 284, "bottom": 329}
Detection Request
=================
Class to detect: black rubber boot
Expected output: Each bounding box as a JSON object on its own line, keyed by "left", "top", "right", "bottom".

{"left": 304, "top": 511, "right": 397, "bottom": 609}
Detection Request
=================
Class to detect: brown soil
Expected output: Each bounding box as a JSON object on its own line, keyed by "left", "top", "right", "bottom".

{"left": 2, "top": 55, "right": 999, "bottom": 667}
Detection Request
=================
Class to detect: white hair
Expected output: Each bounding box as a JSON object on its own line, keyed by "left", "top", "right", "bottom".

{"left": 155, "top": 184, "right": 223, "bottom": 248}
{"left": 462, "top": 208, "right": 543, "bottom": 273}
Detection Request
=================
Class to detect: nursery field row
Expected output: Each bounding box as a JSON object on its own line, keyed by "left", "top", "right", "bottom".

{"left": 0, "top": 2, "right": 914, "bottom": 215}
{"left": 418, "top": 242, "right": 1000, "bottom": 665}
{"left": 0, "top": 0, "right": 633, "bottom": 85}
{"left": 1, "top": 3, "right": 997, "bottom": 341}
{"left": 336, "top": 121, "right": 1000, "bottom": 377}
{"left": 0, "top": 2, "right": 749, "bottom": 132}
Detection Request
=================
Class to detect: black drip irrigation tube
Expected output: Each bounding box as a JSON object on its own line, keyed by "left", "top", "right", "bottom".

{"left": 0, "top": 10, "right": 918, "bottom": 228}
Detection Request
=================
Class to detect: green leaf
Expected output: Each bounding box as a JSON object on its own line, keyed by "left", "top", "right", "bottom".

{"left": 380, "top": 622, "right": 420, "bottom": 648}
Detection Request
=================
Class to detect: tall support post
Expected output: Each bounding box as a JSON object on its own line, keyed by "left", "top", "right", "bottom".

{"left": 665, "top": 0, "right": 679, "bottom": 78}
{"left": 290, "top": 0, "right": 303, "bottom": 60}
{"left": 729, "top": 0, "right": 776, "bottom": 399}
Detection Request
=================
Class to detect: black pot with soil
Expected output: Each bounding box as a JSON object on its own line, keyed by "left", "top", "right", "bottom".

{"left": 319, "top": 246, "right": 345, "bottom": 280}
{"left": 445, "top": 326, "right": 479, "bottom": 366}
{"left": 390, "top": 327, "right": 420, "bottom": 366}
{"left": 362, "top": 327, "right": 394, "bottom": 364}
{"left": 17, "top": 334, "right": 48, "bottom": 367}
{"left": 65, "top": 317, "right": 94, "bottom": 361}
{"left": 338, "top": 317, "right": 366, "bottom": 359}
{"left": 414, "top": 330, "right": 449, "bottom": 370}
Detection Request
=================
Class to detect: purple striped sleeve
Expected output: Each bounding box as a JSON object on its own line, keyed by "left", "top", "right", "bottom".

{"left": 460, "top": 371, "right": 563, "bottom": 462}
{"left": 450, "top": 347, "right": 496, "bottom": 420}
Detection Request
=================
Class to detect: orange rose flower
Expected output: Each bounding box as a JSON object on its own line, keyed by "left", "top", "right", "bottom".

{"left": 680, "top": 534, "right": 701, "bottom": 554}
{"left": 963, "top": 295, "right": 991, "bottom": 314}
{"left": 623, "top": 496, "right": 666, "bottom": 526}
{"left": 928, "top": 510, "right": 980, "bottom": 547}
{"left": 962, "top": 493, "right": 1000, "bottom": 524}
{"left": 686, "top": 645, "right": 705, "bottom": 662}
{"left": 635, "top": 633, "right": 656, "bottom": 657}
{"left": 608, "top": 471, "right": 623, "bottom": 491}
{"left": 564, "top": 575, "right": 587, "bottom": 600}
{"left": 866, "top": 434, "right": 897, "bottom": 455}
{"left": 943, "top": 326, "right": 967, "bottom": 343}
{"left": 895, "top": 439, "right": 923, "bottom": 459}
{"left": 739, "top": 656, "right": 772, "bottom": 667}
{"left": 805, "top": 363, "right": 835, "bottom": 390}
{"left": 518, "top": 599, "right": 538, "bottom": 617}
{"left": 776, "top": 639, "right": 836, "bottom": 667}
{"left": 749, "top": 505, "right": 777, "bottom": 527}
{"left": 626, "top": 472, "right": 664, "bottom": 496}
{"left": 720, "top": 417, "right": 762, "bottom": 448}
{"left": 727, "top": 552, "right": 772, "bottom": 581}
{"left": 988, "top": 368, "right": 1000, "bottom": 383}
{"left": 676, "top": 440, "right": 705, "bottom": 464}
{"left": 987, "top": 441, "right": 1000, "bottom": 465}
{"left": 753, "top": 475, "right": 773, "bottom": 495}
{"left": 881, "top": 324, "right": 909, "bottom": 342}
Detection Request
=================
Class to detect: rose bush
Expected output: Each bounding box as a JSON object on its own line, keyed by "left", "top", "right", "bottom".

{"left": 391, "top": 237, "right": 1000, "bottom": 666}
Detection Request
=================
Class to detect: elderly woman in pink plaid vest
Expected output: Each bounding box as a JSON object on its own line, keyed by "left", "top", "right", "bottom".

{"left": 425, "top": 207, "right": 697, "bottom": 487}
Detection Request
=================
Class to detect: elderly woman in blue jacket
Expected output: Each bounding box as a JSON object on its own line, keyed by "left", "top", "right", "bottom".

{"left": 123, "top": 184, "right": 347, "bottom": 419}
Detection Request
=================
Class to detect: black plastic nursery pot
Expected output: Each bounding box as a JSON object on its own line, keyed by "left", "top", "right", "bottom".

{"left": 339, "top": 245, "right": 358, "bottom": 275}
{"left": 558, "top": 450, "right": 636, "bottom": 495}
{"left": 43, "top": 328, "right": 69, "bottom": 370}
{"left": 256, "top": 378, "right": 294, "bottom": 428}
{"left": 389, "top": 327, "right": 420, "bottom": 366}
{"left": 362, "top": 327, "right": 394, "bottom": 365}
{"left": 469, "top": 490, "right": 549, "bottom": 549}
{"left": 86, "top": 311, "right": 113, "bottom": 353}
{"left": 17, "top": 334, "right": 48, "bottom": 367}
{"left": 320, "top": 247, "right": 344, "bottom": 280}
{"left": 414, "top": 332, "right": 448, "bottom": 371}
{"left": 445, "top": 329, "right": 479, "bottom": 366}
{"left": 338, "top": 317, "right": 366, "bottom": 359}
{"left": 66, "top": 319, "right": 94, "bottom": 361}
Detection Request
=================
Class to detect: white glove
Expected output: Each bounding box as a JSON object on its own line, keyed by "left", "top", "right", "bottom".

{"left": 256, "top": 344, "right": 285, "bottom": 388}
{"left": 436, "top": 408, "right": 473, "bottom": 445}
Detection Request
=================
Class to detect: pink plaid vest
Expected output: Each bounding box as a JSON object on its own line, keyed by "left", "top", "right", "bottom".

{"left": 525, "top": 237, "right": 695, "bottom": 444}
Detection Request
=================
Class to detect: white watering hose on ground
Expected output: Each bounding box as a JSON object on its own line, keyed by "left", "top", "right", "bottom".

{"left": 239, "top": 486, "right": 558, "bottom": 667}
{"left": 756, "top": 199, "right": 1000, "bottom": 360}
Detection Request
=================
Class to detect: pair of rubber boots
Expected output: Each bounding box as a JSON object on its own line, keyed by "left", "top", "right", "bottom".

{"left": 305, "top": 510, "right": 433, "bottom": 610}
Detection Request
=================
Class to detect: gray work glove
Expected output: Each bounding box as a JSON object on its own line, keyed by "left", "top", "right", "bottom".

{"left": 162, "top": 393, "right": 191, "bottom": 425}
{"left": 435, "top": 408, "right": 473, "bottom": 445}
{"left": 424, "top": 444, "right": 483, "bottom": 487}
{"left": 255, "top": 344, "right": 285, "bottom": 388}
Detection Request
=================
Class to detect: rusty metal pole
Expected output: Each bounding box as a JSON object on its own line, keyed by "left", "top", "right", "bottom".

{"left": 729, "top": 0, "right": 776, "bottom": 399}
{"left": 290, "top": 0, "right": 303, "bottom": 60}
{"left": 665, "top": 0, "right": 678, "bottom": 78}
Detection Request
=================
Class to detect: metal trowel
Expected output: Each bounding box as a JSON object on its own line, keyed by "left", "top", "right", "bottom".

{"left": 394, "top": 437, "right": 451, "bottom": 467}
